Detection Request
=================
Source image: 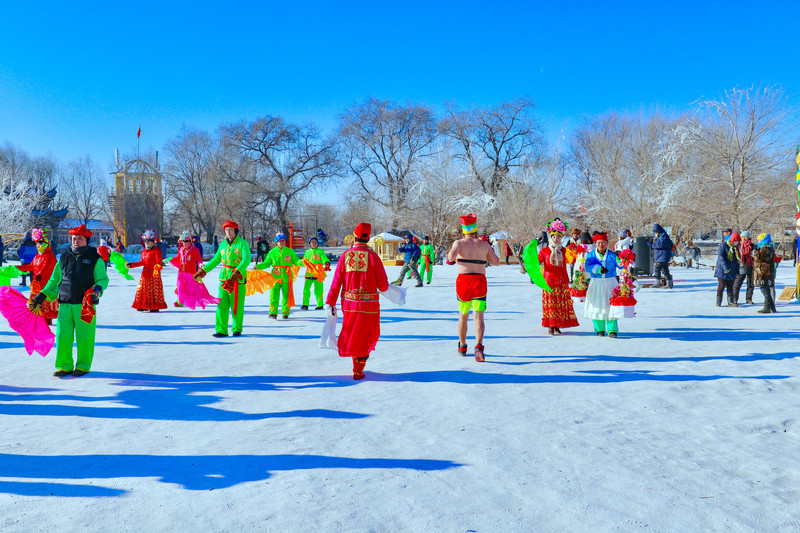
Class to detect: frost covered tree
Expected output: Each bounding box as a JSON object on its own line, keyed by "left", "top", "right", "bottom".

{"left": 568, "top": 110, "right": 688, "bottom": 235}
{"left": 673, "top": 85, "right": 797, "bottom": 231}
{"left": 0, "top": 143, "right": 48, "bottom": 236}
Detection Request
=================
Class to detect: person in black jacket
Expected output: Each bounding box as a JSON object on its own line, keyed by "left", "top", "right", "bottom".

{"left": 652, "top": 224, "right": 674, "bottom": 288}
{"left": 28, "top": 224, "right": 109, "bottom": 377}
{"left": 255, "top": 236, "right": 269, "bottom": 263}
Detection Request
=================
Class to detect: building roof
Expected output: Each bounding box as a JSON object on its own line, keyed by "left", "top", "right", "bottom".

{"left": 369, "top": 232, "right": 404, "bottom": 243}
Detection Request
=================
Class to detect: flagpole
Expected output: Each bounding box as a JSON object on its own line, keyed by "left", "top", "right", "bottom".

{"left": 137, "top": 124, "right": 141, "bottom": 160}
{"left": 795, "top": 146, "right": 800, "bottom": 301}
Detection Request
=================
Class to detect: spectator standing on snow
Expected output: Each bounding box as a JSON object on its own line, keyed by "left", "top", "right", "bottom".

{"left": 18, "top": 234, "right": 37, "bottom": 286}
{"left": 714, "top": 232, "right": 740, "bottom": 307}
{"left": 733, "top": 230, "right": 755, "bottom": 305}
{"left": 754, "top": 233, "right": 777, "bottom": 313}
{"left": 652, "top": 224, "right": 674, "bottom": 289}
{"left": 391, "top": 234, "right": 423, "bottom": 287}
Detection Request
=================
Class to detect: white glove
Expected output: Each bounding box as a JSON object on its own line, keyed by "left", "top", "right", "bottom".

{"left": 326, "top": 304, "right": 337, "bottom": 317}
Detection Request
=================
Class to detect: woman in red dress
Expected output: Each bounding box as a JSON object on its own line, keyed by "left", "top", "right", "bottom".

{"left": 126, "top": 229, "right": 167, "bottom": 312}
{"left": 538, "top": 218, "right": 579, "bottom": 335}
{"left": 18, "top": 228, "right": 59, "bottom": 324}
{"left": 169, "top": 231, "right": 203, "bottom": 307}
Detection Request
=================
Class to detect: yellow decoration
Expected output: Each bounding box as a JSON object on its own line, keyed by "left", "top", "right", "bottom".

{"left": 344, "top": 234, "right": 355, "bottom": 245}
{"left": 374, "top": 236, "right": 385, "bottom": 246}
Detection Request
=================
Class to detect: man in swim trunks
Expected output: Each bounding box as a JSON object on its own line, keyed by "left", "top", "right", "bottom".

{"left": 447, "top": 213, "right": 500, "bottom": 362}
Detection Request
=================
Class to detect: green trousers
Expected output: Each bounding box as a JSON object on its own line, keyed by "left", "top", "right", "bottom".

{"left": 302, "top": 277, "right": 323, "bottom": 307}
{"left": 216, "top": 282, "right": 246, "bottom": 334}
{"left": 270, "top": 281, "right": 291, "bottom": 316}
{"left": 55, "top": 303, "right": 97, "bottom": 372}
{"left": 419, "top": 261, "right": 432, "bottom": 283}
{"left": 592, "top": 319, "right": 618, "bottom": 334}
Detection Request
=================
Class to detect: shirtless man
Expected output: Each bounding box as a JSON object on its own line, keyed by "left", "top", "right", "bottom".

{"left": 447, "top": 213, "right": 501, "bottom": 362}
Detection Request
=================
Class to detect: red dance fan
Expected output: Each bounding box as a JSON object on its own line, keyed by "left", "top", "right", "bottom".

{"left": 0, "top": 286, "right": 55, "bottom": 356}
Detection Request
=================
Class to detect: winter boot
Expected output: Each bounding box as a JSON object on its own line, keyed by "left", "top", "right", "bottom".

{"left": 352, "top": 357, "right": 368, "bottom": 380}
{"left": 667, "top": 276, "right": 673, "bottom": 289}
{"left": 474, "top": 343, "right": 485, "bottom": 362}
{"left": 300, "top": 305, "right": 308, "bottom": 310}
{"left": 653, "top": 277, "right": 661, "bottom": 288}
{"left": 716, "top": 295, "right": 722, "bottom": 307}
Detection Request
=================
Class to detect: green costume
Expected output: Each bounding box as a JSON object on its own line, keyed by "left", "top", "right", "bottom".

{"left": 256, "top": 246, "right": 302, "bottom": 316}
{"left": 418, "top": 243, "right": 435, "bottom": 284}
{"left": 202, "top": 235, "right": 251, "bottom": 335}
{"left": 302, "top": 247, "right": 330, "bottom": 307}
{"left": 40, "top": 250, "right": 109, "bottom": 373}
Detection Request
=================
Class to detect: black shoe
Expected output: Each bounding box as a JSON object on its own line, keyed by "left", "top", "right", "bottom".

{"left": 151, "top": 309, "right": 160, "bottom": 312}
{"left": 596, "top": 331, "right": 605, "bottom": 336}
{"left": 415, "top": 283, "right": 423, "bottom": 287}
{"left": 232, "top": 331, "right": 241, "bottom": 337}
{"left": 282, "top": 315, "right": 289, "bottom": 319}
{"left": 269, "top": 314, "right": 277, "bottom": 319}
{"left": 300, "top": 305, "right": 309, "bottom": 310}
{"left": 746, "top": 300, "right": 754, "bottom": 304}
{"left": 757, "top": 308, "right": 770, "bottom": 314}
{"left": 426, "top": 281, "right": 430, "bottom": 284}
{"left": 608, "top": 332, "right": 617, "bottom": 338}
{"left": 213, "top": 332, "right": 228, "bottom": 337}
{"left": 315, "top": 306, "right": 323, "bottom": 310}
{"left": 53, "top": 369, "right": 72, "bottom": 377}
{"left": 71, "top": 369, "right": 88, "bottom": 377}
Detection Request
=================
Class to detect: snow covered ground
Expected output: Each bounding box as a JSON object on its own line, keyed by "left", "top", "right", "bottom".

{"left": 1, "top": 260, "right": 799, "bottom": 532}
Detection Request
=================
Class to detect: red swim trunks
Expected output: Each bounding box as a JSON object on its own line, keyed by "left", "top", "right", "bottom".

{"left": 456, "top": 273, "right": 487, "bottom": 303}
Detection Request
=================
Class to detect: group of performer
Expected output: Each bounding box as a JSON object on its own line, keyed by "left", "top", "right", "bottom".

{"left": 7, "top": 212, "right": 643, "bottom": 381}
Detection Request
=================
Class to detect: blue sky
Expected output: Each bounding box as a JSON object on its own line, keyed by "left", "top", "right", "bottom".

{"left": 1, "top": 0, "right": 798, "bottom": 170}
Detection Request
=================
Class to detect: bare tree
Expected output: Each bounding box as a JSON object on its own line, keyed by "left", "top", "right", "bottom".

{"left": 0, "top": 144, "right": 41, "bottom": 236}
{"left": 338, "top": 98, "right": 438, "bottom": 226}
{"left": 568, "top": 111, "right": 688, "bottom": 235}
{"left": 59, "top": 155, "right": 107, "bottom": 224}
{"left": 223, "top": 116, "right": 341, "bottom": 235}
{"left": 163, "top": 127, "right": 231, "bottom": 241}
{"left": 442, "top": 97, "right": 548, "bottom": 196}
{"left": 675, "top": 85, "right": 797, "bottom": 231}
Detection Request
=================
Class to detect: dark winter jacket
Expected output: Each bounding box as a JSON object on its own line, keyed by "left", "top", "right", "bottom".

{"left": 57, "top": 246, "right": 103, "bottom": 304}
{"left": 753, "top": 246, "right": 775, "bottom": 287}
{"left": 714, "top": 242, "right": 739, "bottom": 280}
{"left": 19, "top": 238, "right": 37, "bottom": 265}
{"left": 192, "top": 236, "right": 203, "bottom": 257}
{"left": 652, "top": 224, "right": 673, "bottom": 263}
{"left": 398, "top": 242, "right": 421, "bottom": 264}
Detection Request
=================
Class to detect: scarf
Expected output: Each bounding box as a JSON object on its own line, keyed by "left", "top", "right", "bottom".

{"left": 548, "top": 242, "right": 563, "bottom": 266}
{"left": 740, "top": 239, "right": 753, "bottom": 266}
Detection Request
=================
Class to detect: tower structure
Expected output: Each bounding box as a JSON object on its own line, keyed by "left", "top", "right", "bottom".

{"left": 111, "top": 154, "right": 163, "bottom": 246}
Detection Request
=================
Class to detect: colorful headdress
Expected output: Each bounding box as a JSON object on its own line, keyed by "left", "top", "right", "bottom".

{"left": 180, "top": 231, "right": 191, "bottom": 241}
{"left": 354, "top": 223, "right": 371, "bottom": 241}
{"left": 591, "top": 232, "right": 609, "bottom": 243}
{"left": 460, "top": 214, "right": 478, "bottom": 234}
{"left": 275, "top": 233, "right": 287, "bottom": 243}
{"left": 142, "top": 229, "right": 156, "bottom": 241}
{"left": 69, "top": 224, "right": 92, "bottom": 238}
{"left": 222, "top": 220, "right": 239, "bottom": 230}
{"left": 31, "top": 228, "right": 47, "bottom": 243}
{"left": 547, "top": 218, "right": 568, "bottom": 236}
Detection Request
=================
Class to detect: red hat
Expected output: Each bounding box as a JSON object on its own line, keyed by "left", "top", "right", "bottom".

{"left": 729, "top": 232, "right": 741, "bottom": 242}
{"left": 69, "top": 224, "right": 92, "bottom": 238}
{"left": 592, "top": 232, "right": 609, "bottom": 243}
{"left": 354, "top": 223, "right": 371, "bottom": 240}
{"left": 222, "top": 220, "right": 239, "bottom": 230}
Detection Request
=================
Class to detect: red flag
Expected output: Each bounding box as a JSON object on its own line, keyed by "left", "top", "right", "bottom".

{"left": 137, "top": 125, "right": 141, "bottom": 138}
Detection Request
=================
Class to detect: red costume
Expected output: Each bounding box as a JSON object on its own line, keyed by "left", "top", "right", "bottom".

{"left": 325, "top": 223, "right": 389, "bottom": 379}
{"left": 130, "top": 247, "right": 168, "bottom": 311}
{"left": 538, "top": 246, "right": 579, "bottom": 329}
{"left": 169, "top": 244, "right": 202, "bottom": 274}
{"left": 18, "top": 246, "right": 58, "bottom": 320}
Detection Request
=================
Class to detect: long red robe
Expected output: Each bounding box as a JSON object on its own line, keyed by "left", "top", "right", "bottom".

{"left": 130, "top": 247, "right": 167, "bottom": 310}
{"left": 325, "top": 243, "right": 389, "bottom": 359}
{"left": 18, "top": 248, "right": 59, "bottom": 319}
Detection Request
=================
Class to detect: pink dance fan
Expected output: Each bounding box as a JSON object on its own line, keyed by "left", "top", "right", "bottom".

{"left": 176, "top": 272, "right": 220, "bottom": 310}
{"left": 0, "top": 286, "right": 55, "bottom": 356}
